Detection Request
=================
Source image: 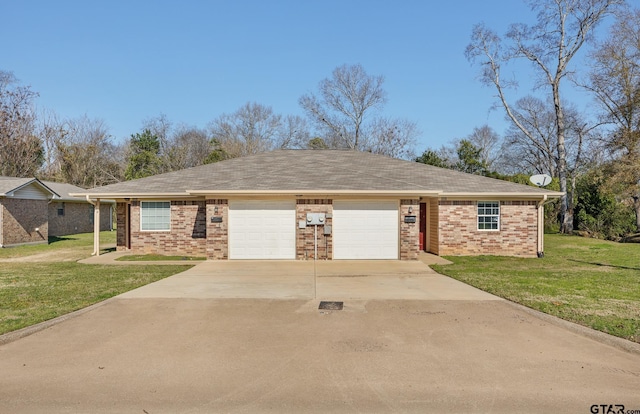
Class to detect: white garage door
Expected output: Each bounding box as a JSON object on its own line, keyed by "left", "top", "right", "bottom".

{"left": 229, "top": 200, "right": 296, "bottom": 259}
{"left": 333, "top": 200, "right": 399, "bottom": 259}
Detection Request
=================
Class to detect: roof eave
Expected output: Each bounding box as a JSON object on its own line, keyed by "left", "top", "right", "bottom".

{"left": 186, "top": 189, "right": 443, "bottom": 197}
{"left": 54, "top": 196, "right": 117, "bottom": 203}
{"left": 70, "top": 190, "right": 563, "bottom": 199}
{"left": 441, "top": 191, "right": 564, "bottom": 199}
{"left": 69, "top": 192, "right": 195, "bottom": 199}
{"left": 5, "top": 178, "right": 60, "bottom": 198}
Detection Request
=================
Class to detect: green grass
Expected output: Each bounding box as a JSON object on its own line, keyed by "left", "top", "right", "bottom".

{"left": 3, "top": 232, "right": 639, "bottom": 343}
{"left": 0, "top": 232, "right": 192, "bottom": 335}
{"left": 433, "top": 234, "right": 640, "bottom": 343}
{"left": 0, "top": 231, "right": 122, "bottom": 259}
{"left": 116, "top": 254, "right": 206, "bottom": 261}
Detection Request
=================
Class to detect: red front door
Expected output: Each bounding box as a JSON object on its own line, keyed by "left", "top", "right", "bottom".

{"left": 419, "top": 202, "right": 427, "bottom": 251}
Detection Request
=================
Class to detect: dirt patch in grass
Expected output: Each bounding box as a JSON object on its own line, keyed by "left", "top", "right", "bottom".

{"left": 116, "top": 254, "right": 206, "bottom": 262}
{"left": 0, "top": 248, "right": 89, "bottom": 263}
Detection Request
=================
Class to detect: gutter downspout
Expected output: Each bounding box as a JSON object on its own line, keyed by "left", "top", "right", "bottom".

{"left": 537, "top": 195, "right": 548, "bottom": 258}
{"left": 86, "top": 195, "right": 101, "bottom": 256}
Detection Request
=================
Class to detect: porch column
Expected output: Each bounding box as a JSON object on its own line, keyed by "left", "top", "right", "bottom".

{"left": 94, "top": 198, "right": 101, "bottom": 256}
{"left": 85, "top": 195, "right": 100, "bottom": 256}
{"left": 537, "top": 196, "right": 546, "bottom": 257}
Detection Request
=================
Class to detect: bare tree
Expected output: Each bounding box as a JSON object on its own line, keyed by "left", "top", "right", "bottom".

{"left": 0, "top": 70, "right": 43, "bottom": 177}
{"left": 166, "top": 125, "right": 217, "bottom": 170}
{"left": 299, "top": 64, "right": 417, "bottom": 158}
{"left": 37, "top": 109, "right": 66, "bottom": 179}
{"left": 137, "top": 115, "right": 226, "bottom": 170}
{"left": 300, "top": 64, "right": 385, "bottom": 150}
{"left": 208, "top": 102, "right": 310, "bottom": 158}
{"left": 142, "top": 114, "right": 172, "bottom": 154}
{"left": 586, "top": 7, "right": 640, "bottom": 151}
{"left": 466, "top": 0, "right": 622, "bottom": 233}
{"left": 276, "top": 115, "right": 311, "bottom": 150}
{"left": 435, "top": 144, "right": 457, "bottom": 167}
{"left": 500, "top": 96, "right": 597, "bottom": 218}
{"left": 500, "top": 96, "right": 560, "bottom": 176}
{"left": 53, "top": 116, "right": 124, "bottom": 188}
{"left": 140, "top": 114, "right": 175, "bottom": 173}
{"left": 584, "top": 6, "right": 640, "bottom": 230}
{"left": 363, "top": 117, "right": 418, "bottom": 159}
{"left": 467, "top": 125, "right": 501, "bottom": 171}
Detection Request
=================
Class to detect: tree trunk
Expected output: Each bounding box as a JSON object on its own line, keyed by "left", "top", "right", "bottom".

{"left": 634, "top": 195, "right": 640, "bottom": 233}
{"left": 553, "top": 83, "right": 573, "bottom": 234}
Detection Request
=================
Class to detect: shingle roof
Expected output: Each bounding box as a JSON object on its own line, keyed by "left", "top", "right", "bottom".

{"left": 41, "top": 181, "right": 115, "bottom": 203}
{"left": 75, "top": 150, "right": 562, "bottom": 198}
{"left": 0, "top": 176, "right": 58, "bottom": 197}
{"left": 42, "top": 181, "right": 91, "bottom": 202}
{"left": 0, "top": 177, "right": 33, "bottom": 195}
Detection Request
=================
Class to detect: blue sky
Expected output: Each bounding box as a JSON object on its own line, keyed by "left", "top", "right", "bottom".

{"left": 1, "top": 1, "right": 602, "bottom": 152}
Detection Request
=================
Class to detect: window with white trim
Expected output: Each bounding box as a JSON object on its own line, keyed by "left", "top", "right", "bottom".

{"left": 477, "top": 201, "right": 500, "bottom": 231}
{"left": 141, "top": 201, "right": 171, "bottom": 231}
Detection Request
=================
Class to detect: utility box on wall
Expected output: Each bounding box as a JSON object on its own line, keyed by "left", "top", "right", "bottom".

{"left": 306, "top": 213, "right": 325, "bottom": 225}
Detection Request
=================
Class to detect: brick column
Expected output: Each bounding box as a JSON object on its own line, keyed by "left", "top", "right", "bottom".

{"left": 296, "top": 199, "right": 333, "bottom": 260}
{"left": 116, "top": 202, "right": 127, "bottom": 251}
{"left": 206, "top": 199, "right": 228, "bottom": 260}
{"left": 400, "top": 199, "right": 419, "bottom": 260}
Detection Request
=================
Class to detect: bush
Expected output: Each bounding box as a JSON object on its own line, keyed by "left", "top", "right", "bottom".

{"left": 574, "top": 172, "right": 636, "bottom": 240}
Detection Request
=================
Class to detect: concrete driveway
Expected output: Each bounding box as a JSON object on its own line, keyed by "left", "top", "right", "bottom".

{"left": 118, "top": 259, "right": 499, "bottom": 300}
{"left": 1, "top": 260, "right": 640, "bottom": 413}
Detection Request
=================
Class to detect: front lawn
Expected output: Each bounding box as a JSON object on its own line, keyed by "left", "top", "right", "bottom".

{"left": 433, "top": 234, "right": 640, "bottom": 343}
{"left": 0, "top": 232, "right": 192, "bottom": 335}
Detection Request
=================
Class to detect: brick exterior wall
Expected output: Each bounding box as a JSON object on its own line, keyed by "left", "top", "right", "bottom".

{"left": 126, "top": 200, "right": 207, "bottom": 256}
{"left": 400, "top": 199, "right": 419, "bottom": 260}
{"left": 112, "top": 196, "right": 539, "bottom": 260}
{"left": 427, "top": 198, "right": 439, "bottom": 255}
{"left": 206, "top": 199, "right": 228, "bottom": 260}
{"left": 0, "top": 198, "right": 48, "bottom": 246}
{"left": 48, "top": 201, "right": 113, "bottom": 237}
{"left": 116, "top": 202, "right": 127, "bottom": 251}
{"left": 296, "top": 199, "right": 333, "bottom": 260}
{"left": 438, "top": 200, "right": 539, "bottom": 257}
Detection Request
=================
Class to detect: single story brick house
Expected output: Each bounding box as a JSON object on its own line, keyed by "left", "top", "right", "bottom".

{"left": 0, "top": 177, "right": 55, "bottom": 247}
{"left": 0, "top": 177, "right": 114, "bottom": 247}
{"left": 74, "top": 150, "right": 562, "bottom": 260}
{"left": 44, "top": 181, "right": 114, "bottom": 237}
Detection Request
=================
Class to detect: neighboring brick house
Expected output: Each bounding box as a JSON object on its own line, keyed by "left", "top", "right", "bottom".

{"left": 74, "top": 150, "right": 562, "bottom": 260}
{"left": 0, "top": 177, "right": 55, "bottom": 247}
{"left": 44, "top": 181, "right": 114, "bottom": 237}
{"left": 0, "top": 177, "right": 114, "bottom": 247}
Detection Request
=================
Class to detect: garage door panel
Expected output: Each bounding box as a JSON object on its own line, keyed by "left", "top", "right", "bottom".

{"left": 333, "top": 200, "right": 399, "bottom": 260}
{"left": 229, "top": 200, "right": 295, "bottom": 259}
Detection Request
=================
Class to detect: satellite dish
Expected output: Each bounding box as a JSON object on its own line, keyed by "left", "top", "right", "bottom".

{"left": 530, "top": 174, "right": 552, "bottom": 187}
